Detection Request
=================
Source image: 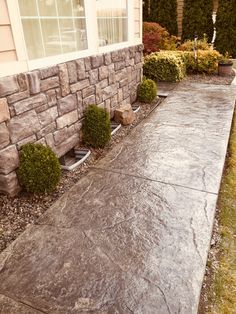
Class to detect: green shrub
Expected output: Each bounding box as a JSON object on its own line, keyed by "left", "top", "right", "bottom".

{"left": 184, "top": 50, "right": 222, "bottom": 74}
{"left": 215, "top": 0, "right": 236, "bottom": 58}
{"left": 143, "top": 22, "right": 178, "bottom": 54}
{"left": 18, "top": 143, "right": 61, "bottom": 194}
{"left": 82, "top": 105, "right": 111, "bottom": 148}
{"left": 178, "top": 37, "right": 211, "bottom": 51}
{"left": 155, "top": 0, "right": 178, "bottom": 35}
{"left": 182, "top": 0, "right": 214, "bottom": 42}
{"left": 138, "top": 79, "right": 157, "bottom": 103}
{"left": 144, "top": 51, "right": 186, "bottom": 82}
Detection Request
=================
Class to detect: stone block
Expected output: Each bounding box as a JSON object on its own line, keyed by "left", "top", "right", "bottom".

{"left": 119, "top": 78, "right": 128, "bottom": 88}
{"left": 98, "top": 66, "right": 109, "bottom": 80}
{"left": 67, "top": 61, "right": 77, "bottom": 83}
{"left": 40, "top": 76, "right": 59, "bottom": 92}
{"left": 9, "top": 110, "right": 40, "bottom": 143}
{"left": 114, "top": 103, "right": 135, "bottom": 126}
{"left": 84, "top": 57, "right": 91, "bottom": 71}
{"left": 91, "top": 55, "right": 104, "bottom": 68}
{"left": 53, "top": 128, "right": 68, "bottom": 145}
{"left": 83, "top": 95, "right": 95, "bottom": 107}
{"left": 135, "top": 52, "right": 142, "bottom": 64}
{"left": 17, "top": 135, "right": 37, "bottom": 149}
{"left": 40, "top": 66, "right": 59, "bottom": 79}
{"left": 89, "top": 69, "right": 99, "bottom": 84}
{"left": 0, "top": 145, "right": 19, "bottom": 175}
{"left": 56, "top": 110, "right": 78, "bottom": 129}
{"left": 0, "top": 98, "right": 10, "bottom": 123}
{"left": 27, "top": 71, "right": 40, "bottom": 94}
{"left": 36, "top": 122, "right": 56, "bottom": 139}
{"left": 104, "top": 52, "right": 112, "bottom": 65}
{"left": 35, "top": 104, "right": 48, "bottom": 114}
{"left": 54, "top": 133, "right": 79, "bottom": 157}
{"left": 76, "top": 59, "right": 86, "bottom": 80}
{"left": 95, "top": 87, "right": 103, "bottom": 105}
{"left": 114, "top": 61, "right": 126, "bottom": 71}
{"left": 13, "top": 93, "right": 47, "bottom": 115}
{"left": 46, "top": 89, "right": 57, "bottom": 107}
{"left": 96, "top": 79, "right": 108, "bottom": 90}
{"left": 82, "top": 86, "right": 95, "bottom": 99}
{"left": 0, "top": 76, "right": 19, "bottom": 97}
{"left": 0, "top": 122, "right": 10, "bottom": 149}
{"left": 17, "top": 73, "right": 28, "bottom": 91}
{"left": 102, "top": 84, "right": 118, "bottom": 101}
{"left": 117, "top": 89, "right": 123, "bottom": 102}
{"left": 58, "top": 94, "right": 77, "bottom": 115}
{"left": 70, "top": 79, "right": 89, "bottom": 93}
{"left": 59, "top": 63, "right": 70, "bottom": 96}
{"left": 123, "top": 85, "right": 130, "bottom": 99}
{"left": 0, "top": 171, "right": 20, "bottom": 196}
{"left": 7, "top": 91, "right": 29, "bottom": 104}
{"left": 38, "top": 106, "right": 58, "bottom": 127}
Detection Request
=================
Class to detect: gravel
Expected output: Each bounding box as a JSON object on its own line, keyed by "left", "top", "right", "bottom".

{"left": 0, "top": 98, "right": 162, "bottom": 253}
{"left": 185, "top": 72, "right": 235, "bottom": 85}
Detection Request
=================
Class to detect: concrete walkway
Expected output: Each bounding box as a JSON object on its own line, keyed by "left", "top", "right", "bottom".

{"left": 0, "top": 82, "right": 235, "bottom": 314}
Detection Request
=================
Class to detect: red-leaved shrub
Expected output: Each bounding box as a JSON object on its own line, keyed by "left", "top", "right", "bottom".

{"left": 143, "top": 22, "right": 179, "bottom": 55}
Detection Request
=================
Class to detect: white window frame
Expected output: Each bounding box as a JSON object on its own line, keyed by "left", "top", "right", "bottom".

{"left": 4, "top": 0, "right": 142, "bottom": 75}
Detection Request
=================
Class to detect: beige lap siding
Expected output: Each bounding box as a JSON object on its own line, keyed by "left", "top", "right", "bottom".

{"left": 0, "top": 0, "right": 17, "bottom": 62}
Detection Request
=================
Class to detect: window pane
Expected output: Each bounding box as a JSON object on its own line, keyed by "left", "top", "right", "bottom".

{"left": 19, "top": 0, "right": 37, "bottom": 16}
{"left": 98, "top": 18, "right": 127, "bottom": 46}
{"left": 41, "top": 19, "right": 61, "bottom": 56}
{"left": 96, "top": 0, "right": 127, "bottom": 17}
{"left": 57, "top": 0, "right": 72, "bottom": 16}
{"left": 21, "top": 19, "right": 44, "bottom": 59}
{"left": 97, "top": 0, "right": 127, "bottom": 46}
{"left": 72, "top": 0, "right": 86, "bottom": 17}
{"left": 74, "top": 18, "right": 87, "bottom": 50}
{"left": 60, "top": 19, "right": 76, "bottom": 53}
{"left": 38, "top": 0, "right": 57, "bottom": 16}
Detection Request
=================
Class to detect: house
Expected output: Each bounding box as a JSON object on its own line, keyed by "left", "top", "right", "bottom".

{"left": 0, "top": 0, "right": 143, "bottom": 196}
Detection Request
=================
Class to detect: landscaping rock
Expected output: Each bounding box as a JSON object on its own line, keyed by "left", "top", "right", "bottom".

{"left": 114, "top": 104, "right": 135, "bottom": 125}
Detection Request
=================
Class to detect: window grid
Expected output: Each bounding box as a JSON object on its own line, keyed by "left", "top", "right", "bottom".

{"left": 19, "top": 0, "right": 87, "bottom": 59}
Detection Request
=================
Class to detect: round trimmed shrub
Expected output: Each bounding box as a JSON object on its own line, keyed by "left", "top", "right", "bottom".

{"left": 82, "top": 104, "right": 111, "bottom": 148}
{"left": 144, "top": 51, "right": 186, "bottom": 82}
{"left": 18, "top": 143, "right": 61, "bottom": 194}
{"left": 138, "top": 79, "right": 157, "bottom": 103}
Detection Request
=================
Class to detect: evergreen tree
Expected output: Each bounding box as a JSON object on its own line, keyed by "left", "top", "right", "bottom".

{"left": 215, "top": 0, "right": 236, "bottom": 57}
{"left": 182, "top": 0, "right": 214, "bottom": 42}
{"left": 156, "top": 0, "right": 178, "bottom": 35}
{"left": 149, "top": 0, "right": 160, "bottom": 22}
{"left": 143, "top": 0, "right": 150, "bottom": 22}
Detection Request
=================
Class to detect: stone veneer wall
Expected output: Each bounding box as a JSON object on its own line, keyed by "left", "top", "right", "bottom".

{"left": 0, "top": 44, "right": 143, "bottom": 196}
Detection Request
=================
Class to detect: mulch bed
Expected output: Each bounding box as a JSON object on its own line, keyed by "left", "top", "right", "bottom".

{"left": 0, "top": 98, "right": 162, "bottom": 253}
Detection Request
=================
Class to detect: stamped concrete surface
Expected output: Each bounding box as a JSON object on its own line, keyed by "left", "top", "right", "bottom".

{"left": 0, "top": 82, "right": 235, "bottom": 314}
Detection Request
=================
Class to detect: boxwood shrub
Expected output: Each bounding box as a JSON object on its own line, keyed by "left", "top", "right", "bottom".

{"left": 144, "top": 51, "right": 186, "bottom": 82}
{"left": 82, "top": 105, "right": 111, "bottom": 148}
{"left": 138, "top": 78, "right": 157, "bottom": 103}
{"left": 18, "top": 143, "right": 61, "bottom": 194}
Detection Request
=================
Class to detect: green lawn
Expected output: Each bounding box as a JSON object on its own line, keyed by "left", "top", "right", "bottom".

{"left": 233, "top": 59, "right": 236, "bottom": 69}
{"left": 207, "top": 114, "right": 236, "bottom": 313}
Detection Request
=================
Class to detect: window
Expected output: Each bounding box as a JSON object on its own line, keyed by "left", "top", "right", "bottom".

{"left": 96, "top": 0, "right": 128, "bottom": 47}
{"left": 18, "top": 0, "right": 87, "bottom": 60}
